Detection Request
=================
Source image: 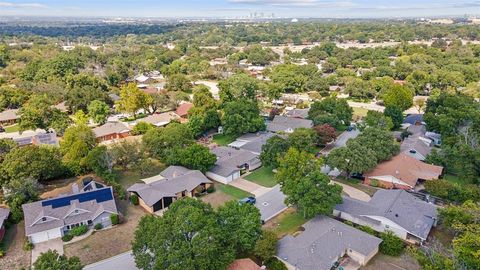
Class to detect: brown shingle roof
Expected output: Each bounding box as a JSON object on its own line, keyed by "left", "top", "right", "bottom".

{"left": 227, "top": 259, "right": 262, "bottom": 270}
{"left": 175, "top": 103, "right": 193, "bottom": 117}
{"left": 364, "top": 153, "right": 443, "bottom": 187}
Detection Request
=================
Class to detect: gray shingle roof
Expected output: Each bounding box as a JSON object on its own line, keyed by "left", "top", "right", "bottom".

{"left": 0, "top": 208, "right": 10, "bottom": 228}
{"left": 127, "top": 166, "right": 212, "bottom": 206}
{"left": 13, "top": 132, "right": 58, "bottom": 147}
{"left": 285, "top": 108, "right": 309, "bottom": 119}
{"left": 230, "top": 132, "right": 276, "bottom": 155}
{"left": 277, "top": 216, "right": 382, "bottom": 270}
{"left": 22, "top": 187, "right": 118, "bottom": 236}
{"left": 209, "top": 147, "right": 260, "bottom": 177}
{"left": 0, "top": 109, "right": 19, "bottom": 122}
{"left": 403, "top": 114, "right": 424, "bottom": 125}
{"left": 267, "top": 115, "right": 313, "bottom": 133}
{"left": 139, "top": 112, "right": 178, "bottom": 127}
{"left": 400, "top": 137, "right": 432, "bottom": 158}
{"left": 335, "top": 190, "right": 437, "bottom": 240}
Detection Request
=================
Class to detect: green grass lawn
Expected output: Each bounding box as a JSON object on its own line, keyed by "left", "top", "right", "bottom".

{"left": 444, "top": 174, "right": 472, "bottom": 186}
{"left": 244, "top": 166, "right": 277, "bottom": 187}
{"left": 216, "top": 183, "right": 253, "bottom": 200}
{"left": 4, "top": 124, "right": 20, "bottom": 133}
{"left": 352, "top": 107, "right": 369, "bottom": 118}
{"left": 114, "top": 161, "right": 165, "bottom": 188}
{"left": 334, "top": 176, "right": 378, "bottom": 197}
{"left": 212, "top": 133, "right": 237, "bottom": 146}
{"left": 268, "top": 208, "right": 308, "bottom": 238}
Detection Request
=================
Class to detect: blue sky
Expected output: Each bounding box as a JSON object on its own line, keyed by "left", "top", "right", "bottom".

{"left": 0, "top": 0, "right": 479, "bottom": 18}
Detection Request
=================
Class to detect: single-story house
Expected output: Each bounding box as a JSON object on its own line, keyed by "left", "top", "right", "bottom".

{"left": 277, "top": 215, "right": 382, "bottom": 270}
{"left": 425, "top": 131, "right": 442, "bottom": 146}
{"left": 284, "top": 108, "right": 309, "bottom": 119}
{"left": 13, "top": 132, "right": 58, "bottom": 147}
{"left": 175, "top": 103, "right": 194, "bottom": 118}
{"left": 135, "top": 74, "right": 156, "bottom": 84}
{"left": 363, "top": 153, "right": 443, "bottom": 190}
{"left": 0, "top": 208, "right": 10, "bottom": 241}
{"left": 93, "top": 122, "right": 130, "bottom": 143}
{"left": 403, "top": 114, "right": 424, "bottom": 126}
{"left": 334, "top": 189, "right": 438, "bottom": 244}
{"left": 228, "top": 132, "right": 276, "bottom": 155}
{"left": 22, "top": 185, "right": 118, "bottom": 243}
{"left": 139, "top": 112, "right": 179, "bottom": 127}
{"left": 400, "top": 136, "right": 432, "bottom": 161}
{"left": 227, "top": 258, "right": 262, "bottom": 270}
{"left": 0, "top": 109, "right": 20, "bottom": 126}
{"left": 267, "top": 115, "right": 313, "bottom": 133}
{"left": 206, "top": 146, "right": 261, "bottom": 184}
{"left": 127, "top": 166, "right": 212, "bottom": 214}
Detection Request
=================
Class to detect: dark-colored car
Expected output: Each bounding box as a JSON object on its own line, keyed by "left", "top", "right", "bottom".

{"left": 239, "top": 197, "right": 256, "bottom": 205}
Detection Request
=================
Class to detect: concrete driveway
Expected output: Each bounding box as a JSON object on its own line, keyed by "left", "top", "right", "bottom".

{"left": 255, "top": 185, "right": 287, "bottom": 222}
{"left": 331, "top": 180, "right": 371, "bottom": 202}
{"left": 320, "top": 130, "right": 360, "bottom": 155}
{"left": 84, "top": 251, "right": 138, "bottom": 270}
{"left": 229, "top": 178, "right": 271, "bottom": 197}
{"left": 31, "top": 238, "right": 64, "bottom": 264}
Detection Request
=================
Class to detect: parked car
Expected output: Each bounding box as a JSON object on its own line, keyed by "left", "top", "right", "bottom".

{"left": 0, "top": 126, "right": 4, "bottom": 133}
{"left": 239, "top": 197, "right": 256, "bottom": 205}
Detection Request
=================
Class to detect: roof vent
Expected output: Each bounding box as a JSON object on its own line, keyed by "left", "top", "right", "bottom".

{"left": 395, "top": 214, "right": 399, "bottom": 217}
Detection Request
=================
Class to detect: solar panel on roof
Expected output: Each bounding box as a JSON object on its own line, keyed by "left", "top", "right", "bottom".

{"left": 41, "top": 188, "right": 113, "bottom": 209}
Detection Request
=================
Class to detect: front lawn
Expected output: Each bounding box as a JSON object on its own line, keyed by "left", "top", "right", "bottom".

{"left": 216, "top": 183, "right": 253, "bottom": 200}
{"left": 212, "top": 133, "right": 237, "bottom": 146}
{"left": 352, "top": 107, "right": 369, "bottom": 118}
{"left": 244, "top": 166, "right": 277, "bottom": 187}
{"left": 444, "top": 174, "right": 471, "bottom": 186}
{"left": 4, "top": 124, "right": 20, "bottom": 133}
{"left": 264, "top": 208, "right": 308, "bottom": 238}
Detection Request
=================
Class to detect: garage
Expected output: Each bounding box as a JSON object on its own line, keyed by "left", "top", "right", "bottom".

{"left": 29, "top": 227, "right": 62, "bottom": 244}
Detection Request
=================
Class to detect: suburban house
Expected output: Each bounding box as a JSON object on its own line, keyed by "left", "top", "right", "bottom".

{"left": 334, "top": 190, "right": 438, "bottom": 244}
{"left": 277, "top": 216, "right": 382, "bottom": 270}
{"left": 267, "top": 115, "right": 313, "bottom": 133}
{"left": 0, "top": 208, "right": 10, "bottom": 241}
{"left": 400, "top": 136, "right": 432, "bottom": 161}
{"left": 403, "top": 114, "right": 424, "bottom": 126}
{"left": 139, "top": 112, "right": 179, "bottom": 127}
{"left": 425, "top": 131, "right": 442, "bottom": 146}
{"left": 206, "top": 146, "right": 261, "bottom": 184}
{"left": 13, "top": 132, "right": 58, "bottom": 147}
{"left": 228, "top": 132, "right": 276, "bottom": 155}
{"left": 227, "top": 258, "right": 262, "bottom": 270}
{"left": 0, "top": 109, "right": 20, "bottom": 126}
{"left": 363, "top": 153, "right": 443, "bottom": 190}
{"left": 284, "top": 108, "right": 309, "bottom": 119}
{"left": 93, "top": 122, "right": 130, "bottom": 143}
{"left": 175, "top": 102, "right": 194, "bottom": 118}
{"left": 135, "top": 74, "right": 156, "bottom": 84}
{"left": 127, "top": 166, "right": 212, "bottom": 214}
{"left": 22, "top": 185, "right": 118, "bottom": 243}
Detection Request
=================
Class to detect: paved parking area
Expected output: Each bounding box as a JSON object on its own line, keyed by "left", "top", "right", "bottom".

{"left": 255, "top": 185, "right": 287, "bottom": 222}
{"left": 31, "top": 238, "right": 64, "bottom": 264}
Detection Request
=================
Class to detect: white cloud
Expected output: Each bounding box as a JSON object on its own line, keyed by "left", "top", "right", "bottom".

{"left": 0, "top": 1, "right": 47, "bottom": 8}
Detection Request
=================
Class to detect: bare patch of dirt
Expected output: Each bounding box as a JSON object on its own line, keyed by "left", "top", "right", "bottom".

{"left": 0, "top": 221, "right": 31, "bottom": 269}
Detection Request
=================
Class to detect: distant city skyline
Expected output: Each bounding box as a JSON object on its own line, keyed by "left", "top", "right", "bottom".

{"left": 0, "top": 0, "right": 479, "bottom": 18}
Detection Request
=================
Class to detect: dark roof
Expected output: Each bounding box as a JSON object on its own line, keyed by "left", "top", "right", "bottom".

{"left": 267, "top": 115, "right": 313, "bottom": 133}
{"left": 209, "top": 147, "right": 260, "bottom": 177}
{"left": 403, "top": 114, "right": 424, "bottom": 125}
{"left": 335, "top": 190, "right": 437, "bottom": 240}
{"left": 127, "top": 166, "right": 212, "bottom": 206}
{"left": 278, "top": 216, "right": 382, "bottom": 270}
{"left": 0, "top": 208, "right": 10, "bottom": 228}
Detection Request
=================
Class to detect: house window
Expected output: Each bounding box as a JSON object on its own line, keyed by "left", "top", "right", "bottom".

{"left": 385, "top": 225, "right": 390, "bottom": 229}
{"left": 87, "top": 220, "right": 93, "bottom": 225}
{"left": 42, "top": 217, "right": 46, "bottom": 222}
{"left": 66, "top": 225, "right": 70, "bottom": 230}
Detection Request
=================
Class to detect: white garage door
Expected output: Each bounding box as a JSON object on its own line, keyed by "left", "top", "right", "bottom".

{"left": 30, "top": 228, "right": 62, "bottom": 244}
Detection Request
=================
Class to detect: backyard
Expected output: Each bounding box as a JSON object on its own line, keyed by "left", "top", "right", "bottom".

{"left": 244, "top": 166, "right": 276, "bottom": 188}
{"left": 114, "top": 161, "right": 165, "bottom": 189}
{"left": 0, "top": 221, "right": 31, "bottom": 270}
{"left": 4, "top": 124, "right": 20, "bottom": 133}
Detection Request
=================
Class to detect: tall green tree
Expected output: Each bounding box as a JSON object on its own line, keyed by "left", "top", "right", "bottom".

{"left": 87, "top": 100, "right": 110, "bottom": 124}
{"left": 116, "top": 83, "right": 153, "bottom": 118}
{"left": 383, "top": 84, "right": 414, "bottom": 111}
{"left": 142, "top": 122, "right": 194, "bottom": 160}
{"left": 221, "top": 100, "right": 265, "bottom": 135}
{"left": 308, "top": 97, "right": 353, "bottom": 129}
{"left": 167, "top": 144, "right": 216, "bottom": 173}
{"left": 132, "top": 199, "right": 235, "bottom": 270}
{"left": 355, "top": 128, "right": 400, "bottom": 162}
{"left": 276, "top": 148, "right": 342, "bottom": 218}
{"left": 287, "top": 128, "right": 318, "bottom": 154}
{"left": 60, "top": 124, "right": 97, "bottom": 174}
{"left": 33, "top": 250, "right": 82, "bottom": 270}
{"left": 218, "top": 74, "right": 259, "bottom": 103}
{"left": 326, "top": 140, "right": 378, "bottom": 177}
{"left": 19, "top": 95, "right": 70, "bottom": 133}
{"left": 260, "top": 136, "right": 290, "bottom": 168}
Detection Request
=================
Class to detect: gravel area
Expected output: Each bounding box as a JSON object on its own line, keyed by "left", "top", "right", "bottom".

{"left": 0, "top": 221, "right": 31, "bottom": 270}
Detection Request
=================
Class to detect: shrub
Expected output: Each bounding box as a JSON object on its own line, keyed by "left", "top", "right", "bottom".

{"left": 62, "top": 234, "right": 74, "bottom": 242}
{"left": 380, "top": 231, "right": 404, "bottom": 256}
{"left": 70, "top": 225, "right": 88, "bottom": 237}
{"left": 110, "top": 214, "right": 119, "bottom": 225}
{"left": 265, "top": 257, "right": 288, "bottom": 270}
{"left": 94, "top": 223, "right": 103, "bottom": 230}
{"left": 359, "top": 225, "right": 376, "bottom": 235}
{"left": 23, "top": 240, "right": 34, "bottom": 251}
{"left": 130, "top": 194, "right": 139, "bottom": 205}
{"left": 206, "top": 186, "right": 216, "bottom": 193}
{"left": 131, "top": 121, "right": 154, "bottom": 135}
{"left": 370, "top": 179, "right": 378, "bottom": 187}
{"left": 254, "top": 230, "right": 278, "bottom": 260}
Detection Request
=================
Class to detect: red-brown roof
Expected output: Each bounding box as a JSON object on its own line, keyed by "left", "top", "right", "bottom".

{"left": 227, "top": 259, "right": 262, "bottom": 270}
{"left": 364, "top": 153, "right": 443, "bottom": 187}
{"left": 175, "top": 103, "right": 194, "bottom": 117}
